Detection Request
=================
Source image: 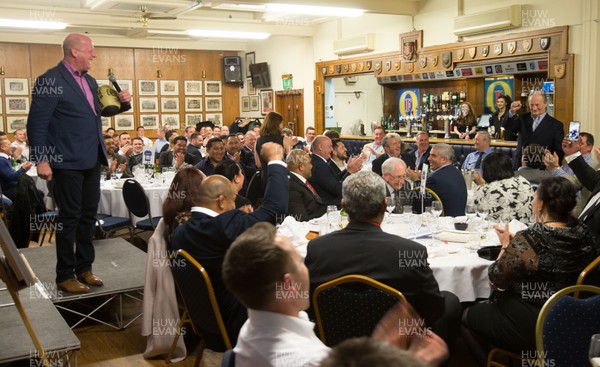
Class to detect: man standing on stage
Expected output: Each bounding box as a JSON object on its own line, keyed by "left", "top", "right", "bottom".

{"left": 27, "top": 34, "right": 131, "bottom": 294}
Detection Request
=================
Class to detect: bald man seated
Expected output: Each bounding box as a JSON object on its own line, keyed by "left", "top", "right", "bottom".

{"left": 170, "top": 142, "right": 289, "bottom": 345}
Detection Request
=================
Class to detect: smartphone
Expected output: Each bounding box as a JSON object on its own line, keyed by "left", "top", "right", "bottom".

{"left": 568, "top": 121, "right": 581, "bottom": 140}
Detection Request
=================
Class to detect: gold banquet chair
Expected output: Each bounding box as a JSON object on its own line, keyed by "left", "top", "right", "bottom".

{"left": 574, "top": 254, "right": 600, "bottom": 297}
{"left": 312, "top": 274, "right": 406, "bottom": 347}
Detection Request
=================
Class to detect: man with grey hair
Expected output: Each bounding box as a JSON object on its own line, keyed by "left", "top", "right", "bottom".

{"left": 372, "top": 133, "right": 416, "bottom": 176}
{"left": 286, "top": 149, "right": 327, "bottom": 221}
{"left": 382, "top": 157, "right": 409, "bottom": 213}
{"left": 306, "top": 171, "right": 460, "bottom": 346}
{"left": 504, "top": 90, "right": 564, "bottom": 169}
{"left": 461, "top": 131, "right": 493, "bottom": 171}
{"left": 426, "top": 144, "right": 467, "bottom": 216}
{"left": 241, "top": 130, "right": 258, "bottom": 174}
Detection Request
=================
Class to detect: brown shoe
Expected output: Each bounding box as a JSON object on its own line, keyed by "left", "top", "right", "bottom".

{"left": 77, "top": 271, "right": 104, "bottom": 286}
{"left": 57, "top": 278, "right": 90, "bottom": 294}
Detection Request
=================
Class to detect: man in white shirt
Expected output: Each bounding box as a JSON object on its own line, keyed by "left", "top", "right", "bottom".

{"left": 222, "top": 222, "right": 332, "bottom": 367}
{"left": 11, "top": 129, "right": 29, "bottom": 161}
{"left": 362, "top": 126, "right": 385, "bottom": 163}
{"left": 136, "top": 126, "right": 153, "bottom": 147}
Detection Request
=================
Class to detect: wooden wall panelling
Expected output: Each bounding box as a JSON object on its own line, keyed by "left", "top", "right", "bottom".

{"left": 0, "top": 43, "right": 31, "bottom": 137}
{"left": 28, "top": 44, "right": 62, "bottom": 81}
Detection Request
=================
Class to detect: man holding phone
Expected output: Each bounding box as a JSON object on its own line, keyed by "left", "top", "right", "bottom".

{"left": 504, "top": 91, "right": 564, "bottom": 169}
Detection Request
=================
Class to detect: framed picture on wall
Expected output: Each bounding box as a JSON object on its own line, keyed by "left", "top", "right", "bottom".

{"left": 160, "top": 80, "right": 179, "bottom": 95}
{"left": 205, "top": 97, "right": 222, "bottom": 112}
{"left": 101, "top": 116, "right": 112, "bottom": 130}
{"left": 161, "top": 114, "right": 181, "bottom": 129}
{"left": 140, "top": 114, "right": 159, "bottom": 129}
{"left": 245, "top": 52, "right": 255, "bottom": 76}
{"left": 184, "top": 80, "right": 203, "bottom": 95}
{"left": 241, "top": 96, "right": 250, "bottom": 112}
{"left": 185, "top": 114, "right": 203, "bottom": 126}
{"left": 5, "top": 97, "right": 29, "bottom": 114}
{"left": 116, "top": 79, "right": 134, "bottom": 96}
{"left": 246, "top": 77, "right": 256, "bottom": 95}
{"left": 115, "top": 114, "right": 134, "bottom": 130}
{"left": 205, "top": 113, "right": 223, "bottom": 127}
{"left": 204, "top": 81, "right": 222, "bottom": 96}
{"left": 6, "top": 116, "right": 27, "bottom": 133}
{"left": 250, "top": 96, "right": 259, "bottom": 111}
{"left": 139, "top": 80, "right": 158, "bottom": 95}
{"left": 161, "top": 97, "right": 180, "bottom": 112}
{"left": 139, "top": 97, "right": 158, "bottom": 113}
{"left": 185, "top": 97, "right": 203, "bottom": 112}
{"left": 260, "top": 89, "right": 273, "bottom": 115}
{"left": 4, "top": 78, "right": 29, "bottom": 95}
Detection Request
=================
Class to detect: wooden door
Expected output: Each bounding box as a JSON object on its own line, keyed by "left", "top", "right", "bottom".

{"left": 275, "top": 89, "right": 304, "bottom": 136}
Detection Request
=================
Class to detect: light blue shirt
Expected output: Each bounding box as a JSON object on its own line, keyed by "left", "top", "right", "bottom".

{"left": 462, "top": 148, "right": 493, "bottom": 171}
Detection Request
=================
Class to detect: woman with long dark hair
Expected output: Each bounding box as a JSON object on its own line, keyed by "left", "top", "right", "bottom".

{"left": 453, "top": 102, "right": 477, "bottom": 139}
{"left": 489, "top": 95, "right": 516, "bottom": 140}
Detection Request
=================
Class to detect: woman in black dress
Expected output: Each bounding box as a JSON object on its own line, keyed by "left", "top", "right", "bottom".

{"left": 452, "top": 102, "right": 477, "bottom": 139}
{"left": 489, "top": 95, "right": 516, "bottom": 140}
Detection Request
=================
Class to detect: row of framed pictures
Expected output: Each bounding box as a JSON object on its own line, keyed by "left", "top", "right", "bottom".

{"left": 139, "top": 96, "right": 222, "bottom": 113}
{"left": 0, "top": 96, "right": 29, "bottom": 114}
{"left": 0, "top": 116, "right": 28, "bottom": 133}
{"left": 0, "top": 78, "right": 224, "bottom": 97}
{"left": 100, "top": 113, "right": 223, "bottom": 131}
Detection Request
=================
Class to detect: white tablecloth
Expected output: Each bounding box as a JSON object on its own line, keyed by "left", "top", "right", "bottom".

{"left": 286, "top": 215, "right": 497, "bottom": 302}
{"left": 99, "top": 180, "right": 169, "bottom": 224}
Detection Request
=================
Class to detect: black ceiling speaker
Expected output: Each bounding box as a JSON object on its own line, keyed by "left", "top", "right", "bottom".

{"left": 223, "top": 56, "right": 242, "bottom": 84}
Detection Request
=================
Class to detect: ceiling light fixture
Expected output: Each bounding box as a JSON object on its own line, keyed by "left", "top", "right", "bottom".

{"left": 265, "top": 3, "right": 364, "bottom": 17}
{"left": 187, "top": 30, "right": 270, "bottom": 40}
{"left": 0, "top": 19, "right": 67, "bottom": 30}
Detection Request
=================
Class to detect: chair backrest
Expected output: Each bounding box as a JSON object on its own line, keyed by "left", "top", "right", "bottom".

{"left": 122, "top": 179, "right": 152, "bottom": 219}
{"left": 575, "top": 255, "right": 600, "bottom": 297}
{"left": 246, "top": 171, "right": 263, "bottom": 207}
{"left": 170, "top": 249, "right": 232, "bottom": 352}
{"left": 535, "top": 284, "right": 600, "bottom": 367}
{"left": 409, "top": 187, "right": 444, "bottom": 215}
{"left": 312, "top": 274, "right": 407, "bottom": 347}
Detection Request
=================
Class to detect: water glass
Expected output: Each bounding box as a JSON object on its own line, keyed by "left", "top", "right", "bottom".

{"left": 590, "top": 334, "right": 600, "bottom": 367}
{"left": 403, "top": 205, "right": 413, "bottom": 215}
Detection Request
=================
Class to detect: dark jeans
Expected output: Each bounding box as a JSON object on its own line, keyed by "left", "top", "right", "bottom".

{"left": 53, "top": 164, "right": 101, "bottom": 283}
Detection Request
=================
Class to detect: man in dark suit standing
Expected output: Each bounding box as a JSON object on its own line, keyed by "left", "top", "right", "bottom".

{"left": 170, "top": 142, "right": 288, "bottom": 344}
{"left": 305, "top": 171, "right": 460, "bottom": 345}
{"left": 372, "top": 133, "right": 416, "bottom": 176}
{"left": 27, "top": 33, "right": 131, "bottom": 294}
{"left": 504, "top": 91, "right": 564, "bottom": 169}
{"left": 308, "top": 136, "right": 362, "bottom": 208}
{"left": 426, "top": 144, "right": 467, "bottom": 217}
{"left": 562, "top": 138, "right": 600, "bottom": 250}
{"left": 286, "top": 150, "right": 327, "bottom": 221}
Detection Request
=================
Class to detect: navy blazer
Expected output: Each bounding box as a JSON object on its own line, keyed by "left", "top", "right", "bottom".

{"left": 27, "top": 62, "right": 128, "bottom": 169}
{"left": 426, "top": 164, "right": 467, "bottom": 217}
{"left": 0, "top": 157, "right": 26, "bottom": 194}
{"left": 287, "top": 173, "right": 327, "bottom": 222}
{"left": 372, "top": 153, "right": 417, "bottom": 176}
{"left": 170, "top": 163, "right": 289, "bottom": 342}
{"left": 410, "top": 146, "right": 432, "bottom": 171}
{"left": 306, "top": 221, "right": 445, "bottom": 325}
{"left": 308, "top": 155, "right": 348, "bottom": 207}
{"left": 504, "top": 112, "right": 564, "bottom": 169}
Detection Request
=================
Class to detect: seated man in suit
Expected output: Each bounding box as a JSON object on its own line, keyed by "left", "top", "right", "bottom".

{"left": 426, "top": 144, "right": 467, "bottom": 217}
{"left": 196, "top": 137, "right": 226, "bottom": 176}
{"left": 101, "top": 134, "right": 131, "bottom": 179}
{"left": 170, "top": 142, "right": 288, "bottom": 344}
{"left": 411, "top": 131, "right": 432, "bottom": 171}
{"left": 185, "top": 132, "right": 203, "bottom": 166}
{"left": 329, "top": 139, "right": 348, "bottom": 175}
{"left": 0, "top": 139, "right": 33, "bottom": 201}
{"left": 127, "top": 137, "right": 145, "bottom": 169}
{"left": 382, "top": 157, "right": 410, "bottom": 213}
{"left": 158, "top": 136, "right": 191, "bottom": 171}
{"left": 305, "top": 171, "right": 460, "bottom": 346}
{"left": 504, "top": 91, "right": 564, "bottom": 169}
{"left": 117, "top": 131, "right": 134, "bottom": 158}
{"left": 461, "top": 131, "right": 493, "bottom": 172}
{"left": 286, "top": 149, "right": 327, "bottom": 221}
{"left": 308, "top": 135, "right": 363, "bottom": 208}
{"left": 372, "top": 133, "right": 416, "bottom": 176}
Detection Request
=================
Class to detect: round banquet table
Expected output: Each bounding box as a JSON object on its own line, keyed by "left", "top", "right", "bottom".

{"left": 99, "top": 179, "right": 170, "bottom": 224}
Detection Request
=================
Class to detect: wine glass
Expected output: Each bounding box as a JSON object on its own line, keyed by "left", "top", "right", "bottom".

{"left": 590, "top": 334, "right": 600, "bottom": 367}
{"left": 327, "top": 206, "right": 340, "bottom": 231}
{"left": 386, "top": 196, "right": 395, "bottom": 222}
{"left": 431, "top": 201, "right": 443, "bottom": 219}
{"left": 115, "top": 167, "right": 123, "bottom": 179}
{"left": 145, "top": 168, "right": 154, "bottom": 183}
{"left": 477, "top": 205, "right": 488, "bottom": 230}
{"left": 408, "top": 214, "right": 423, "bottom": 240}
{"left": 465, "top": 203, "right": 477, "bottom": 228}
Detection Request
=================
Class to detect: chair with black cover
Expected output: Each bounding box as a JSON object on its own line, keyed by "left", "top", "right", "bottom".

{"left": 534, "top": 284, "right": 600, "bottom": 367}
{"left": 312, "top": 274, "right": 406, "bottom": 347}
{"left": 170, "top": 250, "right": 232, "bottom": 367}
{"left": 94, "top": 213, "right": 130, "bottom": 239}
{"left": 409, "top": 187, "right": 444, "bottom": 215}
{"left": 245, "top": 171, "right": 263, "bottom": 208}
{"left": 122, "top": 179, "right": 161, "bottom": 240}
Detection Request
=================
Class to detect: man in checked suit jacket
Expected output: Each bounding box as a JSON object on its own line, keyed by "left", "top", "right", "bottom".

{"left": 27, "top": 34, "right": 131, "bottom": 294}
{"left": 286, "top": 150, "right": 327, "bottom": 221}
{"left": 305, "top": 171, "right": 460, "bottom": 346}
{"left": 170, "top": 142, "right": 288, "bottom": 344}
{"left": 308, "top": 136, "right": 363, "bottom": 208}
{"left": 504, "top": 91, "right": 564, "bottom": 169}
{"left": 562, "top": 138, "right": 600, "bottom": 251}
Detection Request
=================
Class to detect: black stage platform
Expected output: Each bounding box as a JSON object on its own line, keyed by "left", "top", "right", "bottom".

{"left": 21, "top": 238, "right": 146, "bottom": 330}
